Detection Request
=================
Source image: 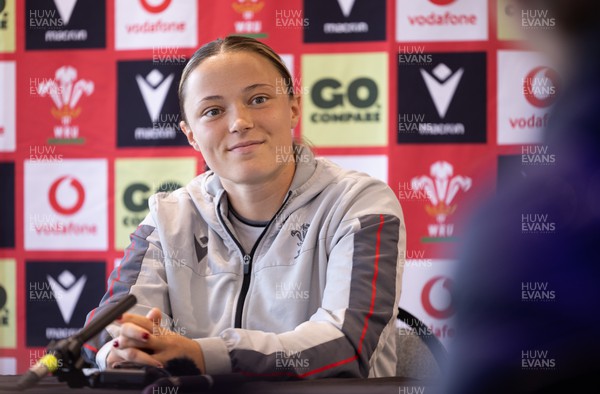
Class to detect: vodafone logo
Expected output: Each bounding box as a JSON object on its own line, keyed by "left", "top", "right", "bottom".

{"left": 429, "top": 0, "right": 456, "bottom": 6}
{"left": 116, "top": 0, "right": 197, "bottom": 50}
{"left": 523, "top": 67, "right": 559, "bottom": 108}
{"left": 48, "top": 176, "right": 85, "bottom": 215}
{"left": 396, "top": 0, "right": 486, "bottom": 42}
{"left": 421, "top": 276, "right": 454, "bottom": 319}
{"left": 25, "top": 159, "right": 107, "bottom": 250}
{"left": 407, "top": 2, "right": 476, "bottom": 27}
{"left": 140, "top": 0, "right": 171, "bottom": 13}
{"left": 499, "top": 51, "right": 555, "bottom": 143}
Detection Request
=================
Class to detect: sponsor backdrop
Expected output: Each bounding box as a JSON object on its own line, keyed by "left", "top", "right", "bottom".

{"left": 0, "top": 0, "right": 558, "bottom": 372}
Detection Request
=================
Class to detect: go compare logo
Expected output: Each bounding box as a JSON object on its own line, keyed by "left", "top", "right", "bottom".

{"left": 122, "top": 181, "right": 182, "bottom": 226}
{"left": 115, "top": 158, "right": 196, "bottom": 249}
{"left": 310, "top": 77, "right": 379, "bottom": 122}
{"left": 302, "top": 52, "right": 388, "bottom": 147}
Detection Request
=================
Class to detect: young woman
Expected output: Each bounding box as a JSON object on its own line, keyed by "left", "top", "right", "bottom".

{"left": 84, "top": 36, "right": 406, "bottom": 378}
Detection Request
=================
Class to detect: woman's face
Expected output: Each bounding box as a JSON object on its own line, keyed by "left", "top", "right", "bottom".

{"left": 180, "top": 51, "right": 300, "bottom": 186}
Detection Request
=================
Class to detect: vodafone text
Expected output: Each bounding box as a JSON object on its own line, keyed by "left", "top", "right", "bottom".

{"left": 509, "top": 113, "right": 550, "bottom": 130}
{"left": 407, "top": 12, "right": 476, "bottom": 26}
{"left": 125, "top": 21, "right": 185, "bottom": 34}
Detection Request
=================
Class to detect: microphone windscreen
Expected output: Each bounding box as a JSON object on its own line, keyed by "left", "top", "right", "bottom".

{"left": 164, "top": 357, "right": 202, "bottom": 376}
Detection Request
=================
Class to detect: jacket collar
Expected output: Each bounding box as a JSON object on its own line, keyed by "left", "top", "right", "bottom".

{"left": 203, "top": 144, "right": 318, "bottom": 200}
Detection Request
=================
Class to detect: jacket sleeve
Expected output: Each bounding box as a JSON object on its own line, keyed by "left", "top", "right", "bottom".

{"left": 82, "top": 213, "right": 172, "bottom": 367}
{"left": 197, "top": 183, "right": 406, "bottom": 378}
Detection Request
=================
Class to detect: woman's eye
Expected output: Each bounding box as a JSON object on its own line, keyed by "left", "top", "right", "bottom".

{"left": 251, "top": 96, "right": 268, "bottom": 105}
{"left": 203, "top": 108, "right": 221, "bottom": 118}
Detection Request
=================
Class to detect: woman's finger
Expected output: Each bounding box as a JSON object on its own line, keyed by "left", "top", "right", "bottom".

{"left": 146, "top": 308, "right": 163, "bottom": 326}
{"left": 114, "top": 333, "right": 152, "bottom": 351}
{"left": 111, "top": 346, "right": 162, "bottom": 367}
{"left": 118, "top": 312, "right": 154, "bottom": 332}
{"left": 119, "top": 321, "right": 152, "bottom": 342}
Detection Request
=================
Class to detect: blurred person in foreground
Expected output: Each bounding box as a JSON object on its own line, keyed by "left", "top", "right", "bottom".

{"left": 445, "top": 1, "right": 600, "bottom": 393}
{"left": 82, "top": 36, "right": 406, "bottom": 378}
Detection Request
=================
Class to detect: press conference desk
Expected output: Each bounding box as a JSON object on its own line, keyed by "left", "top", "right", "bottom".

{"left": 0, "top": 375, "right": 439, "bottom": 394}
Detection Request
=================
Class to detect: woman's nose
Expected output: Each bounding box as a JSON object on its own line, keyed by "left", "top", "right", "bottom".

{"left": 229, "top": 104, "right": 254, "bottom": 133}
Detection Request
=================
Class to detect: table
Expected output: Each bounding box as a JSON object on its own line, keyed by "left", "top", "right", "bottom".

{"left": 0, "top": 375, "right": 439, "bottom": 394}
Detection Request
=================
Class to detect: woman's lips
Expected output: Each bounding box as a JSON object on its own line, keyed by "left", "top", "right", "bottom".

{"left": 228, "top": 140, "right": 264, "bottom": 153}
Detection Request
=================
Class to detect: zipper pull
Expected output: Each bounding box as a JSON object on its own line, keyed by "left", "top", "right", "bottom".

{"left": 243, "top": 254, "right": 251, "bottom": 274}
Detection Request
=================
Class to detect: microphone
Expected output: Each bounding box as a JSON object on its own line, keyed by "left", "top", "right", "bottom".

{"left": 142, "top": 358, "right": 241, "bottom": 393}
{"left": 17, "top": 294, "right": 137, "bottom": 390}
{"left": 142, "top": 357, "right": 296, "bottom": 394}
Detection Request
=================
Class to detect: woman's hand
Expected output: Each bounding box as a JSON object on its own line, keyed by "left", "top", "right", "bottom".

{"left": 106, "top": 308, "right": 205, "bottom": 372}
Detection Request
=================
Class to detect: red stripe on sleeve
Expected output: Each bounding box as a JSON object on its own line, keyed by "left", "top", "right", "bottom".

{"left": 239, "top": 214, "right": 386, "bottom": 378}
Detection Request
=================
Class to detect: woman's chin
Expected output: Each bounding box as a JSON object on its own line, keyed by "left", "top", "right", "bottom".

{"left": 220, "top": 156, "right": 290, "bottom": 185}
{"left": 225, "top": 167, "right": 269, "bottom": 185}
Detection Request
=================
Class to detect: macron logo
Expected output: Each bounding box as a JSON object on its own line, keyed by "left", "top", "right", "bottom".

{"left": 194, "top": 235, "right": 208, "bottom": 264}
{"left": 337, "top": 0, "right": 356, "bottom": 17}
{"left": 420, "top": 63, "right": 464, "bottom": 119}
{"left": 53, "top": 0, "right": 78, "bottom": 25}
{"left": 136, "top": 69, "right": 174, "bottom": 123}
{"left": 47, "top": 270, "right": 87, "bottom": 324}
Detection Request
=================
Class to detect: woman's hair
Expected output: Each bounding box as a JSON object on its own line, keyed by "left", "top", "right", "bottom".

{"left": 178, "top": 35, "right": 295, "bottom": 124}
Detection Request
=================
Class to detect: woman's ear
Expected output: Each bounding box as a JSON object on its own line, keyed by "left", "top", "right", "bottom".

{"left": 180, "top": 121, "right": 201, "bottom": 152}
{"left": 290, "top": 95, "right": 301, "bottom": 129}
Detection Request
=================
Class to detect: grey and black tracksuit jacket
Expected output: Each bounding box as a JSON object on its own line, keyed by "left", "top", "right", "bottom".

{"left": 83, "top": 146, "right": 406, "bottom": 378}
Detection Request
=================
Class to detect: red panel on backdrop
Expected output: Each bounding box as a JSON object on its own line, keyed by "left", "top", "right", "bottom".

{"left": 17, "top": 55, "right": 114, "bottom": 156}
{"left": 198, "top": 0, "right": 304, "bottom": 49}
{"left": 389, "top": 145, "right": 496, "bottom": 258}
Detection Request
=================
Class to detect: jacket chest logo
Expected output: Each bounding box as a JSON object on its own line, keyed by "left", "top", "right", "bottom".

{"left": 291, "top": 223, "right": 310, "bottom": 259}
{"left": 194, "top": 235, "right": 208, "bottom": 263}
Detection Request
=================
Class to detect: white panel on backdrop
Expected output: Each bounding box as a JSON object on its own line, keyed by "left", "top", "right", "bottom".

{"left": 115, "top": 0, "right": 198, "bottom": 50}
{"left": 24, "top": 159, "right": 108, "bottom": 251}
{"left": 0, "top": 357, "right": 17, "bottom": 375}
{"left": 280, "top": 54, "right": 296, "bottom": 95}
{"left": 497, "top": 50, "right": 558, "bottom": 145}
{"left": 396, "top": 0, "right": 488, "bottom": 42}
{"left": 0, "top": 62, "right": 16, "bottom": 152}
{"left": 323, "top": 155, "right": 388, "bottom": 183}
{"left": 280, "top": 54, "right": 294, "bottom": 77}
{"left": 398, "top": 259, "right": 457, "bottom": 348}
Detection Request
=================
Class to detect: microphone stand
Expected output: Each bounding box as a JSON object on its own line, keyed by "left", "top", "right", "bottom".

{"left": 44, "top": 336, "right": 90, "bottom": 388}
{"left": 18, "top": 294, "right": 137, "bottom": 390}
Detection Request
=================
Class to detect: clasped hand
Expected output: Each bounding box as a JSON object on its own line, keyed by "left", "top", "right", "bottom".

{"left": 107, "top": 307, "right": 205, "bottom": 372}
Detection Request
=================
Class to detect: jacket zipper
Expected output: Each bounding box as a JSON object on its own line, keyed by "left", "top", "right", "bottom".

{"left": 216, "top": 191, "right": 292, "bottom": 328}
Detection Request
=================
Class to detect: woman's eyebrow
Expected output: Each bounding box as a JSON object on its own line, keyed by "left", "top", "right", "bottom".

{"left": 197, "top": 83, "right": 274, "bottom": 104}
{"left": 199, "top": 95, "right": 223, "bottom": 103}
{"left": 243, "top": 83, "right": 274, "bottom": 92}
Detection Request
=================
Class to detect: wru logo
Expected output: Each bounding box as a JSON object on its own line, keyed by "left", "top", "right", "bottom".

{"left": 411, "top": 161, "right": 472, "bottom": 239}
{"left": 291, "top": 223, "right": 310, "bottom": 259}
{"left": 37, "top": 66, "right": 94, "bottom": 141}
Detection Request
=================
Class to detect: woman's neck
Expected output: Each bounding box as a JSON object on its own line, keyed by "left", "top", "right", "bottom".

{"left": 221, "top": 162, "right": 295, "bottom": 222}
